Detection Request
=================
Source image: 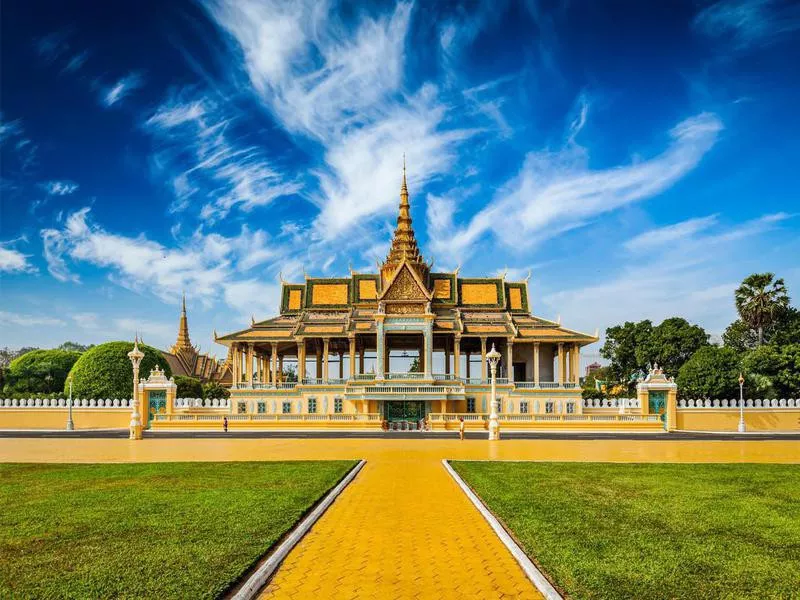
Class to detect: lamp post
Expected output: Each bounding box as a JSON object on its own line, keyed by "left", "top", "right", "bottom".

{"left": 738, "top": 372, "right": 746, "bottom": 433}
{"left": 487, "top": 343, "right": 502, "bottom": 441}
{"left": 66, "top": 375, "right": 74, "bottom": 431}
{"left": 127, "top": 337, "right": 145, "bottom": 440}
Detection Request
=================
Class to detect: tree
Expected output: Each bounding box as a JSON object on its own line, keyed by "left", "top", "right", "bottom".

{"left": 57, "top": 341, "right": 94, "bottom": 352}
{"left": 283, "top": 366, "right": 297, "bottom": 382}
{"left": 644, "top": 318, "right": 709, "bottom": 378}
{"left": 408, "top": 357, "right": 421, "bottom": 373}
{"left": 581, "top": 366, "right": 612, "bottom": 399}
{"left": 677, "top": 346, "right": 741, "bottom": 399}
{"left": 0, "top": 346, "right": 39, "bottom": 369}
{"left": 769, "top": 307, "right": 800, "bottom": 347}
{"left": 3, "top": 350, "right": 82, "bottom": 394}
{"left": 67, "top": 342, "right": 171, "bottom": 399}
{"left": 600, "top": 320, "right": 653, "bottom": 385}
{"left": 734, "top": 273, "right": 790, "bottom": 346}
{"left": 724, "top": 307, "right": 800, "bottom": 351}
{"left": 175, "top": 376, "right": 203, "bottom": 399}
{"left": 202, "top": 381, "right": 230, "bottom": 400}
{"left": 742, "top": 344, "right": 800, "bottom": 398}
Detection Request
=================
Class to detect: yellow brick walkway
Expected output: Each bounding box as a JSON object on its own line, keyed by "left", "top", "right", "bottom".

{"left": 2, "top": 437, "right": 798, "bottom": 599}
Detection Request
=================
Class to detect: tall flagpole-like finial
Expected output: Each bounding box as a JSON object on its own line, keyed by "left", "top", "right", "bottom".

{"left": 182, "top": 291, "right": 186, "bottom": 314}
{"left": 400, "top": 153, "right": 408, "bottom": 203}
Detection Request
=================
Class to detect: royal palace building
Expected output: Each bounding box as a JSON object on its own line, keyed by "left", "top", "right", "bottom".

{"left": 215, "top": 168, "right": 599, "bottom": 429}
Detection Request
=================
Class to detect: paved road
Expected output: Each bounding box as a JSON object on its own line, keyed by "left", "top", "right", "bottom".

{"left": 1, "top": 429, "right": 799, "bottom": 440}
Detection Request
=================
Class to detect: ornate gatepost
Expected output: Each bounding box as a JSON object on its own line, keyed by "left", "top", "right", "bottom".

{"left": 636, "top": 364, "right": 678, "bottom": 431}
{"left": 127, "top": 338, "right": 144, "bottom": 440}
{"left": 138, "top": 366, "right": 178, "bottom": 430}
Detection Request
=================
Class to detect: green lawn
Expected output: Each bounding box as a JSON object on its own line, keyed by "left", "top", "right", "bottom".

{"left": 0, "top": 461, "right": 356, "bottom": 599}
{"left": 452, "top": 462, "right": 800, "bottom": 600}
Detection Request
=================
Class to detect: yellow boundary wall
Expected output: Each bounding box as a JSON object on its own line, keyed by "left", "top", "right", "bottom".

{"left": 0, "top": 409, "right": 130, "bottom": 430}
{"left": 677, "top": 410, "right": 800, "bottom": 432}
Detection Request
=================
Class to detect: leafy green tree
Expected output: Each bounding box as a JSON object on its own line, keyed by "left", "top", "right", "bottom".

{"left": 769, "top": 307, "right": 800, "bottom": 347}
{"left": 283, "top": 366, "right": 297, "bottom": 382}
{"left": 724, "top": 307, "right": 800, "bottom": 351}
{"left": 175, "top": 376, "right": 203, "bottom": 398}
{"left": 645, "top": 318, "right": 709, "bottom": 378}
{"left": 742, "top": 344, "right": 800, "bottom": 398}
{"left": 57, "top": 341, "right": 94, "bottom": 352}
{"left": 67, "top": 342, "right": 171, "bottom": 399}
{"left": 581, "top": 366, "right": 612, "bottom": 399}
{"left": 677, "top": 346, "right": 741, "bottom": 399}
{"left": 408, "top": 357, "right": 421, "bottom": 373}
{"left": 0, "top": 347, "right": 39, "bottom": 368}
{"left": 3, "top": 350, "right": 82, "bottom": 394}
{"left": 202, "top": 382, "right": 230, "bottom": 400}
{"left": 600, "top": 320, "right": 653, "bottom": 384}
{"left": 735, "top": 273, "right": 790, "bottom": 346}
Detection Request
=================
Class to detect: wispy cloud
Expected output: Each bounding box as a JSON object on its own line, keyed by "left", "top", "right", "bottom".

{"left": 145, "top": 89, "right": 302, "bottom": 217}
{"left": 0, "top": 240, "right": 37, "bottom": 274}
{"left": 72, "top": 312, "right": 100, "bottom": 329}
{"left": 63, "top": 50, "right": 89, "bottom": 73}
{"left": 693, "top": 0, "right": 800, "bottom": 49}
{"left": 0, "top": 311, "right": 65, "bottom": 327}
{"left": 40, "top": 180, "right": 79, "bottom": 196}
{"left": 624, "top": 214, "right": 720, "bottom": 252}
{"left": 427, "top": 111, "right": 724, "bottom": 266}
{"left": 102, "top": 72, "right": 144, "bottom": 107}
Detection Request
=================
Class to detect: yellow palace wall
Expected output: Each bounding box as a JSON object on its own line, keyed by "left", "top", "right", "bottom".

{"left": 676, "top": 410, "right": 800, "bottom": 432}
{"left": 0, "top": 409, "right": 130, "bottom": 430}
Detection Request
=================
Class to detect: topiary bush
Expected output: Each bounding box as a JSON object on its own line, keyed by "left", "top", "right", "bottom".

{"left": 175, "top": 376, "right": 203, "bottom": 399}
{"left": 4, "top": 350, "right": 82, "bottom": 394}
{"left": 677, "top": 346, "right": 740, "bottom": 399}
{"left": 67, "top": 342, "right": 171, "bottom": 399}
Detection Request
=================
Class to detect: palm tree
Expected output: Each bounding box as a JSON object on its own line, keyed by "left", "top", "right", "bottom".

{"left": 734, "top": 273, "right": 789, "bottom": 346}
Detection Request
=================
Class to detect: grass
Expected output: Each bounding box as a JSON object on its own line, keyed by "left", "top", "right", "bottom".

{"left": 451, "top": 461, "right": 800, "bottom": 600}
{"left": 0, "top": 461, "right": 356, "bottom": 599}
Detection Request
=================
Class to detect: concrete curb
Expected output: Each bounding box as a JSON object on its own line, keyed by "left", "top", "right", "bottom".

{"left": 442, "top": 459, "right": 563, "bottom": 600}
{"left": 230, "top": 459, "right": 366, "bottom": 600}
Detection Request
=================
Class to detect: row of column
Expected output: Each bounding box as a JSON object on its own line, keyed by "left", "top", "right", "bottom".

{"left": 230, "top": 342, "right": 280, "bottom": 387}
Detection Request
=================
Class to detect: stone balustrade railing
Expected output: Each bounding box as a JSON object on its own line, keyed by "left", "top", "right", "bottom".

{"left": 679, "top": 398, "right": 799, "bottom": 409}
{"left": 1, "top": 398, "right": 132, "bottom": 408}
{"left": 173, "top": 398, "right": 231, "bottom": 409}
{"left": 583, "top": 398, "right": 641, "bottom": 409}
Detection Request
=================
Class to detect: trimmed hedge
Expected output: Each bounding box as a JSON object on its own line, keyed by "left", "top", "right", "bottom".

{"left": 67, "top": 342, "right": 171, "bottom": 399}
{"left": 4, "top": 350, "right": 82, "bottom": 394}
{"left": 175, "top": 376, "right": 203, "bottom": 399}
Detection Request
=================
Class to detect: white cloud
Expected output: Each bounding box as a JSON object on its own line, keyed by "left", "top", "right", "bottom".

{"left": 428, "top": 112, "right": 724, "bottom": 265}
{"left": 624, "top": 214, "right": 720, "bottom": 252}
{"left": 72, "top": 312, "right": 101, "bottom": 329}
{"left": 41, "top": 180, "right": 79, "bottom": 196}
{"left": 0, "top": 311, "right": 65, "bottom": 327}
{"left": 145, "top": 90, "right": 302, "bottom": 217}
{"left": 102, "top": 72, "right": 144, "bottom": 107}
{"left": 693, "top": 0, "right": 800, "bottom": 49}
{"left": 113, "top": 318, "right": 175, "bottom": 341}
{"left": 204, "top": 0, "right": 473, "bottom": 239}
{"left": 0, "top": 241, "right": 36, "bottom": 274}
{"left": 223, "top": 279, "right": 282, "bottom": 320}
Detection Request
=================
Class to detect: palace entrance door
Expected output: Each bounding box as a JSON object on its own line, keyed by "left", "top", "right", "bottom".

{"left": 385, "top": 401, "right": 426, "bottom": 430}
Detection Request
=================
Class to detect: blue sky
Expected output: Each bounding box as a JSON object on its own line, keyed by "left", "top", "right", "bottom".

{"left": 1, "top": 0, "right": 798, "bottom": 363}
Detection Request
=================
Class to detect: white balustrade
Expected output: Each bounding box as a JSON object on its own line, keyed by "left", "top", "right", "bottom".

{"left": 0, "top": 398, "right": 132, "bottom": 408}
{"left": 677, "top": 398, "right": 798, "bottom": 409}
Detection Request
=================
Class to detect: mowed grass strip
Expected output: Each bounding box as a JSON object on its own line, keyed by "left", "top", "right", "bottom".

{"left": 451, "top": 462, "right": 800, "bottom": 600}
{"left": 0, "top": 461, "right": 356, "bottom": 599}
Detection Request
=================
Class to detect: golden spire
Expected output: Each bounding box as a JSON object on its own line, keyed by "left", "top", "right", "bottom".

{"left": 173, "top": 292, "right": 192, "bottom": 352}
{"left": 381, "top": 158, "right": 428, "bottom": 285}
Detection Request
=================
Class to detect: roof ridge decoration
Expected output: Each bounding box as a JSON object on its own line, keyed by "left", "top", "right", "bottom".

{"left": 378, "top": 258, "right": 433, "bottom": 303}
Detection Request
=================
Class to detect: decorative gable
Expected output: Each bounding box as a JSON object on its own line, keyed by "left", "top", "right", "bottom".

{"left": 380, "top": 262, "right": 432, "bottom": 303}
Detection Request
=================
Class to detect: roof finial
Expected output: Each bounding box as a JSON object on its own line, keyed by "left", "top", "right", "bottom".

{"left": 400, "top": 154, "right": 409, "bottom": 204}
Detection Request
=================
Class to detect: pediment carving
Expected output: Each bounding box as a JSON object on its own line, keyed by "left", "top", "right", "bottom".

{"left": 383, "top": 264, "right": 428, "bottom": 301}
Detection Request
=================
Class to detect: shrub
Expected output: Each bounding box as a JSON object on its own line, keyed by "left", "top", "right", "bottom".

{"left": 4, "top": 350, "right": 82, "bottom": 394}
{"left": 202, "top": 382, "right": 230, "bottom": 400}
{"left": 67, "top": 342, "right": 171, "bottom": 399}
{"left": 677, "top": 346, "right": 740, "bottom": 399}
{"left": 175, "top": 376, "right": 203, "bottom": 399}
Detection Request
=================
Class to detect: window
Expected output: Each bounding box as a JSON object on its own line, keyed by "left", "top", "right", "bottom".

{"left": 566, "top": 402, "right": 575, "bottom": 414}
{"left": 334, "top": 398, "right": 343, "bottom": 413}
{"left": 282, "top": 401, "right": 291, "bottom": 414}
{"left": 257, "top": 402, "right": 266, "bottom": 414}
{"left": 237, "top": 401, "right": 247, "bottom": 414}
{"left": 520, "top": 401, "right": 529, "bottom": 414}
{"left": 545, "top": 401, "right": 554, "bottom": 414}
{"left": 466, "top": 398, "right": 476, "bottom": 413}
{"left": 308, "top": 398, "right": 317, "bottom": 413}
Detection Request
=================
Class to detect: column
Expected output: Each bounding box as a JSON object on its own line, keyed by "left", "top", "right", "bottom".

{"left": 466, "top": 351, "right": 471, "bottom": 379}
{"left": 271, "top": 342, "right": 278, "bottom": 387}
{"left": 424, "top": 323, "right": 433, "bottom": 379}
{"left": 322, "top": 338, "right": 330, "bottom": 382}
{"left": 246, "top": 343, "right": 254, "bottom": 387}
{"left": 316, "top": 342, "right": 322, "bottom": 379}
{"left": 358, "top": 341, "right": 365, "bottom": 375}
{"left": 231, "top": 344, "right": 238, "bottom": 385}
{"left": 453, "top": 336, "right": 461, "bottom": 379}
{"left": 558, "top": 342, "right": 565, "bottom": 386}
{"left": 480, "top": 338, "right": 487, "bottom": 382}
{"left": 572, "top": 344, "right": 580, "bottom": 384}
{"left": 349, "top": 338, "right": 356, "bottom": 379}
{"left": 506, "top": 340, "right": 514, "bottom": 383}
{"left": 338, "top": 351, "right": 344, "bottom": 379}
{"left": 376, "top": 321, "right": 385, "bottom": 379}
{"left": 278, "top": 354, "right": 284, "bottom": 384}
{"left": 444, "top": 338, "right": 450, "bottom": 375}
{"left": 297, "top": 340, "right": 306, "bottom": 381}
{"left": 533, "top": 342, "right": 540, "bottom": 387}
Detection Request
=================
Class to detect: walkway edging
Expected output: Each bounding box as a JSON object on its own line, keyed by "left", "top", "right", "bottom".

{"left": 230, "top": 459, "right": 366, "bottom": 600}
{"left": 442, "top": 459, "right": 563, "bottom": 600}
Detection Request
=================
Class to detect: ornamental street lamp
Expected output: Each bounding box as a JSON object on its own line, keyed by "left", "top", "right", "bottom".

{"left": 127, "top": 337, "right": 145, "bottom": 440}
{"left": 66, "top": 375, "right": 74, "bottom": 431}
{"left": 738, "top": 372, "right": 746, "bottom": 433}
{"left": 487, "top": 343, "right": 502, "bottom": 441}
